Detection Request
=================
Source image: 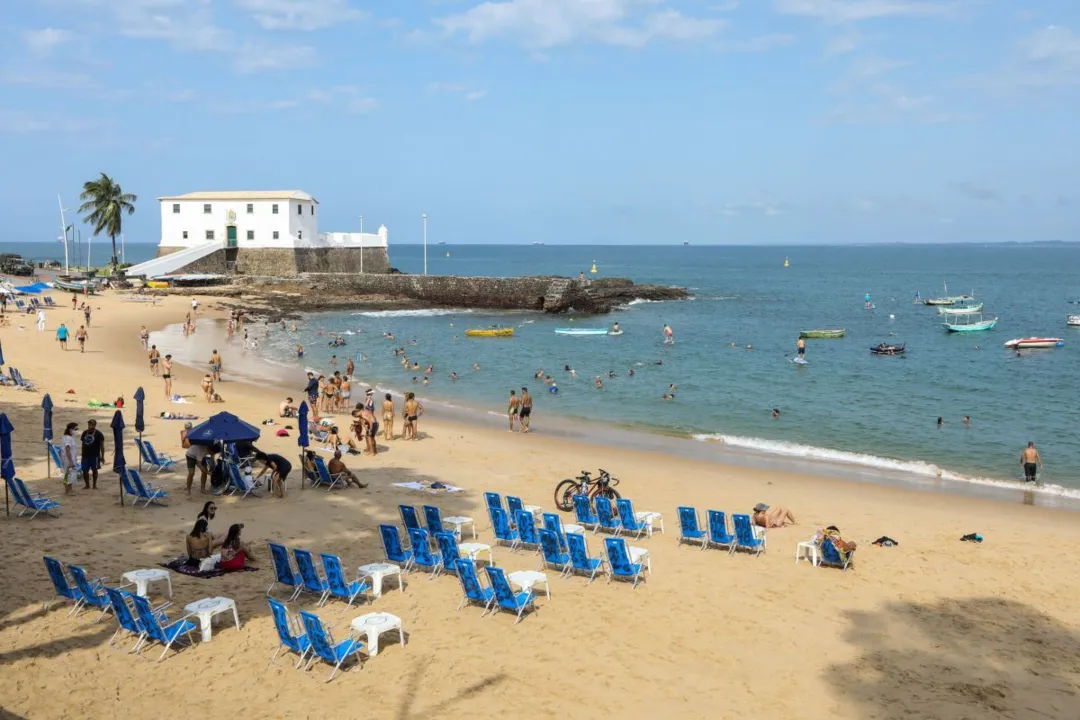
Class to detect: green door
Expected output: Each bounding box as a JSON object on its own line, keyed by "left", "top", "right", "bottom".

{"left": 226, "top": 225, "right": 237, "bottom": 248}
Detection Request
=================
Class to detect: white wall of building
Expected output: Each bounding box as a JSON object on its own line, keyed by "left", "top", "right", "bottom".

{"left": 159, "top": 195, "right": 387, "bottom": 250}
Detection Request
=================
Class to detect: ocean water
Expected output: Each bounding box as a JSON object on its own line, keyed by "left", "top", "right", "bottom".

{"left": 0, "top": 241, "right": 159, "bottom": 268}
{"left": 235, "top": 243, "right": 1080, "bottom": 495}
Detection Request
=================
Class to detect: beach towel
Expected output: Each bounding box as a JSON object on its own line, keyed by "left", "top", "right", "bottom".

{"left": 87, "top": 400, "right": 117, "bottom": 408}
{"left": 391, "top": 481, "right": 464, "bottom": 494}
{"left": 160, "top": 556, "right": 259, "bottom": 579}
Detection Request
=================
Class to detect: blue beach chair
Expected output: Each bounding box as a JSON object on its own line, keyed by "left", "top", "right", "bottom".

{"left": 484, "top": 492, "right": 502, "bottom": 516}
{"left": 422, "top": 504, "right": 443, "bottom": 536}
{"left": 11, "top": 368, "right": 35, "bottom": 390}
{"left": 455, "top": 559, "right": 494, "bottom": 614}
{"left": 225, "top": 462, "right": 260, "bottom": 499}
{"left": 267, "top": 596, "right": 311, "bottom": 668}
{"left": 573, "top": 494, "right": 599, "bottom": 530}
{"left": 68, "top": 565, "right": 116, "bottom": 619}
{"left": 48, "top": 444, "right": 66, "bottom": 474}
{"left": 407, "top": 528, "right": 441, "bottom": 577}
{"left": 604, "top": 537, "right": 645, "bottom": 588}
{"left": 138, "top": 440, "right": 176, "bottom": 473}
{"left": 8, "top": 477, "right": 60, "bottom": 518}
{"left": 616, "top": 498, "right": 651, "bottom": 540}
{"left": 732, "top": 514, "right": 766, "bottom": 556}
{"left": 566, "top": 532, "right": 607, "bottom": 585}
{"left": 127, "top": 469, "right": 169, "bottom": 507}
{"left": 105, "top": 587, "right": 147, "bottom": 651}
{"left": 434, "top": 531, "right": 463, "bottom": 578}
{"left": 399, "top": 504, "right": 422, "bottom": 534}
{"left": 484, "top": 565, "right": 536, "bottom": 624}
{"left": 131, "top": 594, "right": 197, "bottom": 662}
{"left": 293, "top": 549, "right": 331, "bottom": 604}
{"left": 320, "top": 553, "right": 370, "bottom": 608}
{"left": 310, "top": 456, "right": 345, "bottom": 491}
{"left": 594, "top": 496, "right": 622, "bottom": 535}
{"left": 299, "top": 610, "right": 364, "bottom": 682}
{"left": 513, "top": 510, "right": 541, "bottom": 553}
{"left": 677, "top": 506, "right": 708, "bottom": 550}
{"left": 707, "top": 510, "right": 737, "bottom": 553}
{"left": 541, "top": 512, "right": 573, "bottom": 551}
{"left": 820, "top": 537, "right": 855, "bottom": 572}
{"left": 490, "top": 507, "right": 518, "bottom": 548}
{"left": 379, "top": 524, "right": 413, "bottom": 570}
{"left": 538, "top": 528, "right": 570, "bottom": 575}
{"left": 43, "top": 556, "right": 82, "bottom": 613}
{"left": 267, "top": 542, "right": 303, "bottom": 599}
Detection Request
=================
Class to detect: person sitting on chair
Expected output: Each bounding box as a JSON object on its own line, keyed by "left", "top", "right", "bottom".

{"left": 328, "top": 450, "right": 367, "bottom": 489}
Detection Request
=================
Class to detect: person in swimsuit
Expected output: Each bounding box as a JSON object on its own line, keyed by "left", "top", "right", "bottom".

{"left": 797, "top": 337, "right": 806, "bottom": 357}
{"left": 1021, "top": 441, "right": 1043, "bottom": 483}
{"left": 201, "top": 374, "right": 214, "bottom": 402}
{"left": 360, "top": 407, "right": 379, "bottom": 455}
{"left": 363, "top": 389, "right": 375, "bottom": 413}
{"left": 340, "top": 376, "right": 352, "bottom": 409}
{"left": 162, "top": 355, "right": 173, "bottom": 398}
{"left": 218, "top": 524, "right": 257, "bottom": 570}
{"left": 345, "top": 357, "right": 355, "bottom": 378}
{"left": 296, "top": 344, "right": 304, "bottom": 358}
{"left": 76, "top": 325, "right": 88, "bottom": 353}
{"left": 519, "top": 387, "right": 533, "bottom": 433}
{"left": 403, "top": 392, "right": 422, "bottom": 440}
{"left": 382, "top": 393, "right": 395, "bottom": 440}
{"left": 507, "top": 390, "right": 520, "bottom": 432}
{"left": 186, "top": 518, "right": 217, "bottom": 563}
{"left": 209, "top": 349, "right": 222, "bottom": 382}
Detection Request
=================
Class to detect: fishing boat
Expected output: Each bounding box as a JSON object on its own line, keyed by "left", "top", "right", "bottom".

{"left": 1067, "top": 315, "right": 1080, "bottom": 327}
{"left": 937, "top": 302, "right": 983, "bottom": 315}
{"left": 942, "top": 313, "right": 998, "bottom": 333}
{"left": 799, "top": 329, "right": 845, "bottom": 339}
{"left": 52, "top": 276, "right": 99, "bottom": 293}
{"left": 1004, "top": 337, "right": 1064, "bottom": 349}
{"left": 555, "top": 328, "right": 609, "bottom": 336}
{"left": 465, "top": 328, "right": 514, "bottom": 338}
{"left": 923, "top": 282, "right": 973, "bottom": 306}
{"left": 870, "top": 343, "right": 905, "bottom": 355}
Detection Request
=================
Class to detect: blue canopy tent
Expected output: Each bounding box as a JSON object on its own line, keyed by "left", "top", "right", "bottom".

{"left": 133, "top": 387, "right": 145, "bottom": 470}
{"left": 1, "top": 413, "right": 14, "bottom": 516}
{"left": 185, "top": 412, "right": 261, "bottom": 446}
{"left": 13, "top": 283, "right": 50, "bottom": 294}
{"left": 111, "top": 410, "right": 126, "bottom": 507}
{"left": 297, "top": 401, "right": 309, "bottom": 490}
{"left": 42, "top": 394, "right": 54, "bottom": 477}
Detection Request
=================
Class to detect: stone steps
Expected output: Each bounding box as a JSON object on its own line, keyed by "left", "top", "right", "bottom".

{"left": 542, "top": 278, "right": 573, "bottom": 311}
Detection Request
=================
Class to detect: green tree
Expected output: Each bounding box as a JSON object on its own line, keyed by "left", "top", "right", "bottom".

{"left": 79, "top": 173, "right": 136, "bottom": 269}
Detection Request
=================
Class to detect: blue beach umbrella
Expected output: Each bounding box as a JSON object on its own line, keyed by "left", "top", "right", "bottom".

{"left": 186, "top": 411, "right": 261, "bottom": 446}
{"left": 1, "top": 413, "right": 15, "bottom": 516}
{"left": 110, "top": 410, "right": 126, "bottom": 507}
{"left": 133, "top": 387, "right": 145, "bottom": 470}
{"left": 0, "top": 337, "right": 5, "bottom": 368}
{"left": 297, "top": 401, "right": 309, "bottom": 490}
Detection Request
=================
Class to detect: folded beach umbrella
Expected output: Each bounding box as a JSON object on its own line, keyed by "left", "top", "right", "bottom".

{"left": 297, "top": 401, "right": 310, "bottom": 490}
{"left": 1, "top": 413, "right": 15, "bottom": 516}
{"left": 186, "top": 411, "right": 261, "bottom": 446}
{"left": 133, "top": 387, "right": 146, "bottom": 434}
{"left": 42, "top": 394, "right": 54, "bottom": 443}
{"left": 111, "top": 410, "right": 126, "bottom": 507}
{"left": 0, "top": 337, "right": 5, "bottom": 368}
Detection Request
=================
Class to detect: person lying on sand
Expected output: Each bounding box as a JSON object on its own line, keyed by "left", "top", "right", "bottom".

{"left": 752, "top": 503, "right": 796, "bottom": 528}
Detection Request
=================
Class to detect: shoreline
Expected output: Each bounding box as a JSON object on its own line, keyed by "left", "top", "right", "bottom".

{"left": 151, "top": 315, "right": 1080, "bottom": 512}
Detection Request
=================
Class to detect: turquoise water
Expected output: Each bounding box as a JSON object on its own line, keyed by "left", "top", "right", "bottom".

{"left": 244, "top": 243, "right": 1080, "bottom": 494}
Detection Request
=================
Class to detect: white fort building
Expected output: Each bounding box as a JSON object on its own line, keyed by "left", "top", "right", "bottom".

{"left": 127, "top": 189, "right": 389, "bottom": 278}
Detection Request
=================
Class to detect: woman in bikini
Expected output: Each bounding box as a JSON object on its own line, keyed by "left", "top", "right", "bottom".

{"left": 218, "top": 524, "right": 257, "bottom": 571}
{"left": 382, "top": 393, "right": 395, "bottom": 440}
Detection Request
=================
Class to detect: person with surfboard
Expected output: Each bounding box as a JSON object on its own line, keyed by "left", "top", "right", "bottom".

{"left": 663, "top": 324, "right": 674, "bottom": 344}
{"left": 796, "top": 336, "right": 806, "bottom": 360}
{"left": 610, "top": 321, "right": 621, "bottom": 335}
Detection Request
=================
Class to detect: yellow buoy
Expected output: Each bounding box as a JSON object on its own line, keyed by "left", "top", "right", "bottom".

{"left": 784, "top": 257, "right": 790, "bottom": 268}
{"left": 590, "top": 261, "right": 598, "bottom": 274}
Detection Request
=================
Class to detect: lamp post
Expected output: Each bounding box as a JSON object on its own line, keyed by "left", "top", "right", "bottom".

{"left": 422, "top": 213, "right": 428, "bottom": 276}
{"left": 359, "top": 214, "right": 364, "bottom": 274}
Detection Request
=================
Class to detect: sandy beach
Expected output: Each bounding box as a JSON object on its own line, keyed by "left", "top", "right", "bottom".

{"left": 2, "top": 291, "right": 1080, "bottom": 719}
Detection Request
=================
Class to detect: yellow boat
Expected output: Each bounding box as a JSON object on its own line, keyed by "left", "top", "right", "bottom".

{"left": 465, "top": 328, "right": 514, "bottom": 338}
{"left": 145, "top": 280, "right": 168, "bottom": 289}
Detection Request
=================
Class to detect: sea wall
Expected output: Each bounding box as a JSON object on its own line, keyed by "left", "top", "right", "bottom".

{"left": 156, "top": 246, "right": 389, "bottom": 276}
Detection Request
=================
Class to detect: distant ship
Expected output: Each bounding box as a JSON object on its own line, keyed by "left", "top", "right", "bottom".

{"left": 683, "top": 241, "right": 690, "bottom": 245}
{"left": 437, "top": 241, "right": 447, "bottom": 245}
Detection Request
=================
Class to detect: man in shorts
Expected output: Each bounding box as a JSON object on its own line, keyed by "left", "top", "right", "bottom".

{"left": 1020, "top": 441, "right": 1043, "bottom": 483}
{"left": 56, "top": 323, "right": 69, "bottom": 351}
{"left": 519, "top": 387, "right": 533, "bottom": 433}
{"left": 255, "top": 451, "right": 292, "bottom": 499}
{"left": 184, "top": 423, "right": 212, "bottom": 494}
{"left": 80, "top": 419, "right": 105, "bottom": 489}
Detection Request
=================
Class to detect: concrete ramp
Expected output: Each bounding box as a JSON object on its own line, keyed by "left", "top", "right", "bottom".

{"left": 124, "top": 243, "right": 222, "bottom": 279}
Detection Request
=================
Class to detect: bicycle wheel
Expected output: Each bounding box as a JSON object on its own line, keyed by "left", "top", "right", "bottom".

{"left": 599, "top": 486, "right": 621, "bottom": 503}
{"left": 553, "top": 480, "right": 578, "bottom": 512}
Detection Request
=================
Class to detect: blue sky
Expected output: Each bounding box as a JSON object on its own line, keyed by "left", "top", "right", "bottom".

{"left": 2, "top": 1, "right": 1079, "bottom": 245}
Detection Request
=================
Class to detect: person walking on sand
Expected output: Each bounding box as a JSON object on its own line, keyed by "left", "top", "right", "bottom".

{"left": 149, "top": 345, "right": 160, "bottom": 376}
{"left": 162, "top": 354, "right": 174, "bottom": 398}
{"left": 209, "top": 349, "right": 222, "bottom": 382}
{"left": 507, "top": 390, "right": 520, "bottom": 432}
{"left": 519, "top": 387, "right": 533, "bottom": 433}
{"left": 140, "top": 325, "right": 149, "bottom": 350}
{"left": 56, "top": 323, "right": 69, "bottom": 351}
{"left": 60, "top": 422, "right": 79, "bottom": 495}
{"left": 80, "top": 419, "right": 105, "bottom": 490}
{"left": 1021, "top": 441, "right": 1043, "bottom": 483}
{"left": 76, "top": 325, "right": 88, "bottom": 353}
{"left": 36, "top": 309, "right": 46, "bottom": 332}
{"left": 71, "top": 294, "right": 77, "bottom": 310}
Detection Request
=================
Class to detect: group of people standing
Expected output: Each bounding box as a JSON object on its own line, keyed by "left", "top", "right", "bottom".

{"left": 506, "top": 387, "right": 534, "bottom": 432}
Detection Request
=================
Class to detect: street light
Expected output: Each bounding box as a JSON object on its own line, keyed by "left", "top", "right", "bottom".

{"left": 359, "top": 214, "right": 364, "bottom": 274}
{"left": 422, "top": 213, "right": 428, "bottom": 276}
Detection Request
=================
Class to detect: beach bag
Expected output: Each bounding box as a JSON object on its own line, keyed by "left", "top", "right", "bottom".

{"left": 210, "top": 460, "right": 227, "bottom": 491}
{"left": 199, "top": 553, "right": 221, "bottom": 573}
{"left": 64, "top": 467, "right": 79, "bottom": 486}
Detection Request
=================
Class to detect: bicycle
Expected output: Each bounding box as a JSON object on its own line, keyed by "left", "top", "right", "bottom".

{"left": 553, "top": 469, "right": 621, "bottom": 512}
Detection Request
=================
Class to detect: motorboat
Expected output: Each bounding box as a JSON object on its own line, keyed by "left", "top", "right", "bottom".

{"left": 942, "top": 313, "right": 997, "bottom": 333}
{"left": 937, "top": 303, "right": 983, "bottom": 315}
{"left": 555, "top": 328, "right": 609, "bottom": 336}
{"left": 465, "top": 328, "right": 514, "bottom": 338}
{"left": 799, "top": 329, "right": 845, "bottom": 339}
{"left": 1003, "top": 337, "right": 1063, "bottom": 349}
{"left": 1067, "top": 315, "right": 1080, "bottom": 327}
{"left": 870, "top": 343, "right": 906, "bottom": 355}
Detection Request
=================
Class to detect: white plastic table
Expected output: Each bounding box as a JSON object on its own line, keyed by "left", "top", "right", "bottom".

{"left": 357, "top": 562, "right": 404, "bottom": 598}
{"left": 635, "top": 511, "right": 665, "bottom": 537}
{"left": 443, "top": 515, "right": 476, "bottom": 539}
{"left": 563, "top": 524, "right": 585, "bottom": 536}
{"left": 795, "top": 539, "right": 820, "bottom": 566}
{"left": 350, "top": 612, "right": 405, "bottom": 657}
{"left": 183, "top": 597, "right": 240, "bottom": 642}
{"left": 458, "top": 542, "right": 494, "bottom": 565}
{"left": 522, "top": 504, "right": 543, "bottom": 517}
{"left": 122, "top": 568, "right": 173, "bottom": 598}
{"left": 629, "top": 547, "right": 652, "bottom": 575}
{"left": 508, "top": 570, "right": 551, "bottom": 599}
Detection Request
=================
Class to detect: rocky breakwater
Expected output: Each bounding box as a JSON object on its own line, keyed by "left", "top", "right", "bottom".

{"left": 221, "top": 273, "right": 688, "bottom": 315}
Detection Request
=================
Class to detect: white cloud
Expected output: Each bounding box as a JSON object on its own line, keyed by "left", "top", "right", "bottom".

{"left": 964, "top": 25, "right": 1080, "bottom": 94}
{"left": 233, "top": 0, "right": 369, "bottom": 31}
{"left": 429, "top": 82, "right": 488, "bottom": 100}
{"left": 716, "top": 33, "right": 795, "bottom": 52}
{"left": 22, "top": 28, "right": 73, "bottom": 54}
{"left": 347, "top": 96, "right": 381, "bottom": 114}
{"left": 0, "top": 108, "right": 96, "bottom": 134}
{"left": 233, "top": 42, "right": 317, "bottom": 73}
{"left": 306, "top": 86, "right": 380, "bottom": 113}
{"left": 721, "top": 198, "right": 788, "bottom": 217}
{"left": 773, "top": 0, "right": 960, "bottom": 24}
{"left": 436, "top": 0, "right": 725, "bottom": 50}
{"left": 825, "top": 55, "right": 949, "bottom": 124}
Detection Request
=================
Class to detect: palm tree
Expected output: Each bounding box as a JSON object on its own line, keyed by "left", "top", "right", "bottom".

{"left": 79, "top": 173, "right": 136, "bottom": 269}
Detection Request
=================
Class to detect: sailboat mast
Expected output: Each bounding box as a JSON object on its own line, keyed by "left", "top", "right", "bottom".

{"left": 58, "top": 194, "right": 69, "bottom": 274}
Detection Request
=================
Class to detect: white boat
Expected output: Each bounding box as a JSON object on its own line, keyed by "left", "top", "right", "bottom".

{"left": 938, "top": 302, "right": 983, "bottom": 315}
{"left": 1004, "top": 337, "right": 1064, "bottom": 349}
{"left": 1067, "top": 315, "right": 1080, "bottom": 327}
{"left": 555, "top": 328, "right": 608, "bottom": 336}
